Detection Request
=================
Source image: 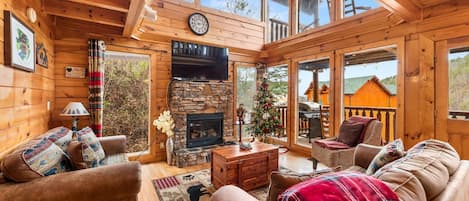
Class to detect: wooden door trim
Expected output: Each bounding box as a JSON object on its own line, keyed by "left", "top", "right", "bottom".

{"left": 106, "top": 45, "right": 156, "bottom": 163}
{"left": 290, "top": 52, "right": 334, "bottom": 151}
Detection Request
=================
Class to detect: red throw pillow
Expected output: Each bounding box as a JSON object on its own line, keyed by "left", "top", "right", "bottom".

{"left": 337, "top": 120, "right": 364, "bottom": 147}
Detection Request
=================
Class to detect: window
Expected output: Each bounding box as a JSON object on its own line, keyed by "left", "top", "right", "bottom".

{"left": 267, "top": 0, "right": 290, "bottom": 43}
{"left": 103, "top": 51, "right": 150, "bottom": 153}
{"left": 343, "top": 46, "right": 398, "bottom": 143}
{"left": 201, "top": 0, "right": 262, "bottom": 21}
{"left": 343, "top": 0, "right": 380, "bottom": 17}
{"left": 448, "top": 47, "right": 469, "bottom": 118}
{"left": 298, "top": 0, "right": 331, "bottom": 33}
{"left": 267, "top": 65, "right": 289, "bottom": 141}
{"left": 235, "top": 66, "right": 257, "bottom": 139}
{"left": 296, "top": 58, "right": 330, "bottom": 147}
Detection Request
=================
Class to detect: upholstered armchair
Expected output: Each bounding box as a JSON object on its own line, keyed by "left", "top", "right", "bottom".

{"left": 311, "top": 120, "right": 382, "bottom": 170}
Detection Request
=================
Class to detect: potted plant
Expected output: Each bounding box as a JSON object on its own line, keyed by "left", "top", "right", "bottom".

{"left": 153, "top": 110, "right": 175, "bottom": 164}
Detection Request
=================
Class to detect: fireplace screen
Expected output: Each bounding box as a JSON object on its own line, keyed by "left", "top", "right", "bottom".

{"left": 186, "top": 113, "right": 224, "bottom": 148}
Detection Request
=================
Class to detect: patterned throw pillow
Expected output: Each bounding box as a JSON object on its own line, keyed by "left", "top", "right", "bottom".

{"left": 76, "top": 127, "right": 105, "bottom": 168}
{"left": 43, "top": 127, "right": 73, "bottom": 152}
{"left": 366, "top": 139, "right": 405, "bottom": 175}
{"left": 24, "top": 139, "right": 71, "bottom": 176}
{"left": 0, "top": 138, "right": 71, "bottom": 182}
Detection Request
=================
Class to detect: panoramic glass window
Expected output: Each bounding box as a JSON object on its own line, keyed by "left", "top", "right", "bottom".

{"left": 103, "top": 51, "right": 150, "bottom": 153}
{"left": 201, "top": 0, "right": 262, "bottom": 21}
{"left": 343, "top": 0, "right": 380, "bottom": 17}
{"left": 343, "top": 46, "right": 397, "bottom": 144}
{"left": 298, "top": 0, "right": 331, "bottom": 33}
{"left": 267, "top": 0, "right": 290, "bottom": 43}
{"left": 267, "top": 65, "right": 289, "bottom": 142}
{"left": 236, "top": 66, "right": 257, "bottom": 139}
{"left": 448, "top": 47, "right": 469, "bottom": 119}
{"left": 297, "top": 58, "right": 330, "bottom": 147}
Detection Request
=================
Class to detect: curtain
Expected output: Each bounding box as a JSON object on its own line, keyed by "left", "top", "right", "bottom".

{"left": 88, "top": 39, "right": 105, "bottom": 137}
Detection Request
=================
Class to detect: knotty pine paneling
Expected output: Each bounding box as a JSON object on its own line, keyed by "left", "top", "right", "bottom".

{"left": 0, "top": 0, "right": 56, "bottom": 159}
{"left": 138, "top": 0, "right": 264, "bottom": 52}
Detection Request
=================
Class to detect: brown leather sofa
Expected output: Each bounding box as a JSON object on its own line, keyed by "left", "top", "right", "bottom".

{"left": 0, "top": 135, "right": 142, "bottom": 201}
{"left": 210, "top": 140, "right": 469, "bottom": 201}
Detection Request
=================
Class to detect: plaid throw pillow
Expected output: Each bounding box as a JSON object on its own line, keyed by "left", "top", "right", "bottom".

{"left": 366, "top": 139, "right": 405, "bottom": 175}
{"left": 76, "top": 127, "right": 105, "bottom": 168}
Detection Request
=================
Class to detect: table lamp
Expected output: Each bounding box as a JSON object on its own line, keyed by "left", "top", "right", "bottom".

{"left": 60, "top": 102, "right": 90, "bottom": 134}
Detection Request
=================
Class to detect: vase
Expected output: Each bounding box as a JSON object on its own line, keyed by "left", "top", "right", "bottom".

{"left": 165, "top": 137, "right": 174, "bottom": 165}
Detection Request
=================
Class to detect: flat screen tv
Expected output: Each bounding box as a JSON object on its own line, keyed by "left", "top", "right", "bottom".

{"left": 172, "top": 41, "right": 228, "bottom": 81}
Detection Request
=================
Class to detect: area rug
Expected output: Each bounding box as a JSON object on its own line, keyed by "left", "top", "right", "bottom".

{"left": 152, "top": 167, "right": 295, "bottom": 201}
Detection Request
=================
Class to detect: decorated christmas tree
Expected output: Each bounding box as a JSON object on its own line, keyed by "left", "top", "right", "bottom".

{"left": 250, "top": 75, "right": 282, "bottom": 139}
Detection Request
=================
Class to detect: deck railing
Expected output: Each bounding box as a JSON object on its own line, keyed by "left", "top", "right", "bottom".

{"left": 274, "top": 105, "right": 397, "bottom": 144}
{"left": 268, "top": 18, "right": 289, "bottom": 43}
{"left": 343, "top": 106, "right": 396, "bottom": 144}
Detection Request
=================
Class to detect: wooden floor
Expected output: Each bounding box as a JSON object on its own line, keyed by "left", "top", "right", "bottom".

{"left": 137, "top": 150, "right": 326, "bottom": 201}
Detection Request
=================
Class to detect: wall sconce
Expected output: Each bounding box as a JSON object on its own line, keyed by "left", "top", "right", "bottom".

{"left": 26, "top": 7, "right": 37, "bottom": 23}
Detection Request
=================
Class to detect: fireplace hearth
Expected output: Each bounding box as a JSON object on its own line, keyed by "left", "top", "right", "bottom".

{"left": 187, "top": 113, "right": 223, "bottom": 148}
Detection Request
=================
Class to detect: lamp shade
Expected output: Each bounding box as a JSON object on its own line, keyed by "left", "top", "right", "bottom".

{"left": 60, "top": 102, "right": 90, "bottom": 116}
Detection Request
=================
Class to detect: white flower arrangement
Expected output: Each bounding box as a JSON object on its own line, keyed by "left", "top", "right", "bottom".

{"left": 153, "top": 110, "right": 175, "bottom": 137}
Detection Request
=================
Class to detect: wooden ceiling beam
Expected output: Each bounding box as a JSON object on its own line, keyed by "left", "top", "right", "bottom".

{"left": 43, "top": 0, "right": 126, "bottom": 27}
{"left": 122, "top": 0, "right": 146, "bottom": 37}
{"left": 376, "top": 0, "right": 422, "bottom": 22}
{"left": 66, "top": 0, "right": 130, "bottom": 13}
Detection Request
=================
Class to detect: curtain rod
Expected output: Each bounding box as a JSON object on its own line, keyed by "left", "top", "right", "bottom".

{"left": 107, "top": 43, "right": 168, "bottom": 54}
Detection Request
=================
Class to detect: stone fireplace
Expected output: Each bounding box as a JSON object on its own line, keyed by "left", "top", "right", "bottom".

{"left": 169, "top": 80, "right": 233, "bottom": 167}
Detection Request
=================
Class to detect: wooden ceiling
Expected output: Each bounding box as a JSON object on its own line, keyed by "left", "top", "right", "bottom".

{"left": 42, "top": 0, "right": 147, "bottom": 37}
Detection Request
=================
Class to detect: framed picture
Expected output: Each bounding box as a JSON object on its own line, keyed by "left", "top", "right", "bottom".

{"left": 4, "top": 11, "right": 35, "bottom": 72}
{"left": 36, "top": 42, "right": 48, "bottom": 68}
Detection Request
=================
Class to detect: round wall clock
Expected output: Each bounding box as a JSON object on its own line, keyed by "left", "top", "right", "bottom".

{"left": 188, "top": 13, "right": 209, "bottom": 36}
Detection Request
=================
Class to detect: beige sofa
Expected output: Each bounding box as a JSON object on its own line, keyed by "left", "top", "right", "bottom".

{"left": 211, "top": 140, "right": 469, "bottom": 201}
{"left": 0, "top": 133, "right": 142, "bottom": 201}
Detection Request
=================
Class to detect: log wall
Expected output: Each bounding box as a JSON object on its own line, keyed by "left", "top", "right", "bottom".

{"left": 0, "top": 0, "right": 56, "bottom": 159}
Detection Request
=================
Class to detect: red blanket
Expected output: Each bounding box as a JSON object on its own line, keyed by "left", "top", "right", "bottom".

{"left": 314, "top": 140, "right": 351, "bottom": 150}
{"left": 278, "top": 171, "right": 398, "bottom": 201}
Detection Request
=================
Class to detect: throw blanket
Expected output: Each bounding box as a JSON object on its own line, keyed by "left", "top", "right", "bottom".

{"left": 314, "top": 116, "right": 376, "bottom": 150}
{"left": 313, "top": 140, "right": 351, "bottom": 150}
{"left": 278, "top": 171, "right": 399, "bottom": 201}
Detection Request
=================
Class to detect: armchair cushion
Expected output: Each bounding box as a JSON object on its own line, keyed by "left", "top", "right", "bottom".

{"left": 337, "top": 120, "right": 364, "bottom": 146}
{"left": 366, "top": 139, "right": 405, "bottom": 175}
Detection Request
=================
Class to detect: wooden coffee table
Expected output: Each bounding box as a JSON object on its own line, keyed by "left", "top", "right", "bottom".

{"left": 211, "top": 142, "right": 279, "bottom": 191}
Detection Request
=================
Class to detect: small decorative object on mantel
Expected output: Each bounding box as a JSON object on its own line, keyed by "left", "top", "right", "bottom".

{"left": 65, "top": 66, "right": 87, "bottom": 78}
{"left": 153, "top": 110, "right": 175, "bottom": 165}
{"left": 249, "top": 74, "right": 282, "bottom": 142}
{"left": 4, "top": 11, "right": 35, "bottom": 72}
{"left": 36, "top": 42, "right": 48, "bottom": 68}
{"left": 237, "top": 104, "right": 252, "bottom": 150}
{"left": 188, "top": 13, "right": 209, "bottom": 36}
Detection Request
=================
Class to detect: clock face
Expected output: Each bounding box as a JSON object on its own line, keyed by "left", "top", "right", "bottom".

{"left": 188, "top": 13, "right": 209, "bottom": 36}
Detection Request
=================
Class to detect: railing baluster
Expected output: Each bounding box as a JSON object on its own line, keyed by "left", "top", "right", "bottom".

{"left": 348, "top": 108, "right": 352, "bottom": 118}
{"left": 385, "top": 111, "right": 390, "bottom": 144}
{"left": 355, "top": 109, "right": 359, "bottom": 115}
{"left": 377, "top": 110, "right": 382, "bottom": 121}
{"left": 370, "top": 109, "right": 374, "bottom": 118}
{"left": 361, "top": 109, "right": 366, "bottom": 116}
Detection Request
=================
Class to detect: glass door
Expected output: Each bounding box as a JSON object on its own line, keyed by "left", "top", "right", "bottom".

{"left": 295, "top": 58, "right": 331, "bottom": 147}
{"left": 103, "top": 51, "right": 150, "bottom": 153}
